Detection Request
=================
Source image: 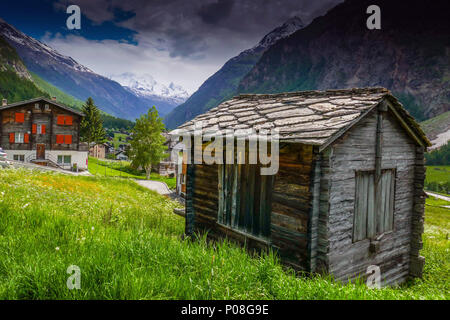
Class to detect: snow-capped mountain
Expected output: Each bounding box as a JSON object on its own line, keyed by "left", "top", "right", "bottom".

{"left": 0, "top": 18, "right": 94, "bottom": 74}
{"left": 253, "top": 16, "right": 305, "bottom": 50}
{"left": 110, "top": 73, "right": 189, "bottom": 105}
{"left": 0, "top": 18, "right": 178, "bottom": 119}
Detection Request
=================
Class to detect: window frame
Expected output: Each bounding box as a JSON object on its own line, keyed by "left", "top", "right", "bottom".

{"left": 13, "top": 154, "right": 24, "bottom": 162}
{"left": 15, "top": 133, "right": 24, "bottom": 143}
{"left": 352, "top": 168, "right": 396, "bottom": 242}
{"left": 58, "top": 155, "right": 71, "bottom": 164}
{"left": 217, "top": 163, "right": 273, "bottom": 240}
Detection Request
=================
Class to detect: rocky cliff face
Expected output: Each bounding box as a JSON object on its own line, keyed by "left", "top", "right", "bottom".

{"left": 0, "top": 35, "right": 31, "bottom": 79}
{"left": 0, "top": 34, "right": 47, "bottom": 102}
{"left": 164, "top": 16, "right": 305, "bottom": 129}
{"left": 239, "top": 0, "right": 450, "bottom": 121}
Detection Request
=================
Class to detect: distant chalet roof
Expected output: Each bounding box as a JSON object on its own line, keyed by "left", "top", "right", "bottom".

{"left": 0, "top": 97, "right": 84, "bottom": 117}
{"left": 173, "top": 87, "right": 430, "bottom": 149}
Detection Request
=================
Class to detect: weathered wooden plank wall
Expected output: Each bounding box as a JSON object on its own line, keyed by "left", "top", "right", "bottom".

{"left": 189, "top": 141, "right": 314, "bottom": 270}
{"left": 315, "top": 148, "right": 331, "bottom": 273}
{"left": 409, "top": 146, "right": 426, "bottom": 277}
{"left": 270, "top": 143, "right": 313, "bottom": 270}
{"left": 323, "top": 109, "right": 418, "bottom": 285}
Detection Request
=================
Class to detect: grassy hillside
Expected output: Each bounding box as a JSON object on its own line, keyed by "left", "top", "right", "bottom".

{"left": 0, "top": 69, "right": 47, "bottom": 103}
{"left": 31, "top": 71, "right": 84, "bottom": 110}
{"left": 0, "top": 36, "right": 48, "bottom": 103}
{"left": 420, "top": 111, "right": 450, "bottom": 141}
{"left": 0, "top": 168, "right": 447, "bottom": 299}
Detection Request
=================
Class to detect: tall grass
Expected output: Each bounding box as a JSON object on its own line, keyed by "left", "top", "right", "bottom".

{"left": 88, "top": 157, "right": 176, "bottom": 189}
{"left": 0, "top": 168, "right": 448, "bottom": 299}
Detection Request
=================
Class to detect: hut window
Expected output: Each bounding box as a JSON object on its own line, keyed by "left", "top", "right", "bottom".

{"left": 353, "top": 169, "right": 395, "bottom": 242}
{"left": 218, "top": 164, "right": 273, "bottom": 238}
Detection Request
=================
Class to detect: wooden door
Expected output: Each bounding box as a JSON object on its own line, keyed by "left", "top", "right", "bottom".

{"left": 36, "top": 144, "right": 45, "bottom": 159}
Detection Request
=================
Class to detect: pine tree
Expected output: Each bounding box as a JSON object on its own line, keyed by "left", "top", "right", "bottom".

{"left": 129, "top": 106, "right": 167, "bottom": 179}
{"left": 80, "top": 97, "right": 106, "bottom": 151}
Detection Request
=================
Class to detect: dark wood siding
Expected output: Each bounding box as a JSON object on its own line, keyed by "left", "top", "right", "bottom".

{"left": 189, "top": 141, "right": 314, "bottom": 271}
{"left": 270, "top": 143, "right": 313, "bottom": 270}
{"left": 0, "top": 101, "right": 82, "bottom": 152}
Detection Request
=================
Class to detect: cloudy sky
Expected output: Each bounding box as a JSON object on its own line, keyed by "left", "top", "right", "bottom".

{"left": 0, "top": 0, "right": 342, "bottom": 93}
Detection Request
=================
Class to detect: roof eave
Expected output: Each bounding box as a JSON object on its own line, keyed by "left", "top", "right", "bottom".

{"left": 319, "top": 96, "right": 431, "bottom": 153}
{"left": 0, "top": 97, "right": 84, "bottom": 117}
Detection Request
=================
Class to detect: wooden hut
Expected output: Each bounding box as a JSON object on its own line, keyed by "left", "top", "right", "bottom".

{"left": 172, "top": 87, "right": 430, "bottom": 286}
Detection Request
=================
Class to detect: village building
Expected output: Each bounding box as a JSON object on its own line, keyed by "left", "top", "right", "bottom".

{"left": 172, "top": 142, "right": 187, "bottom": 197}
{"left": 115, "top": 150, "right": 128, "bottom": 161}
{"left": 172, "top": 87, "right": 430, "bottom": 286}
{"left": 157, "top": 133, "right": 178, "bottom": 177}
{"left": 89, "top": 142, "right": 110, "bottom": 159}
{"left": 0, "top": 97, "right": 88, "bottom": 170}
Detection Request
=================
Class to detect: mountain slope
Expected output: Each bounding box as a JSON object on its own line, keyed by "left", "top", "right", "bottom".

{"left": 0, "top": 18, "right": 174, "bottom": 120}
{"left": 420, "top": 111, "right": 450, "bottom": 149}
{"left": 164, "top": 16, "right": 305, "bottom": 129}
{"left": 0, "top": 35, "right": 47, "bottom": 102}
{"left": 239, "top": 0, "right": 450, "bottom": 121}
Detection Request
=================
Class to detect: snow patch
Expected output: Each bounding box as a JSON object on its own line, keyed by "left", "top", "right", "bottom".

{"left": 110, "top": 72, "right": 189, "bottom": 104}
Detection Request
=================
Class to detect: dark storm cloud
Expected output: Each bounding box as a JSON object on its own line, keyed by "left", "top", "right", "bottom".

{"left": 55, "top": 0, "right": 342, "bottom": 59}
{"left": 198, "top": 0, "right": 235, "bottom": 25}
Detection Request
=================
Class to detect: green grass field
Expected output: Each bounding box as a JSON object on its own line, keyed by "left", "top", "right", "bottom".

{"left": 0, "top": 168, "right": 448, "bottom": 299}
{"left": 425, "top": 166, "right": 450, "bottom": 195}
{"left": 88, "top": 157, "right": 176, "bottom": 189}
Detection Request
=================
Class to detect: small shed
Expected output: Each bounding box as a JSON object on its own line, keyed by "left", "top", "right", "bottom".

{"left": 173, "top": 87, "right": 430, "bottom": 286}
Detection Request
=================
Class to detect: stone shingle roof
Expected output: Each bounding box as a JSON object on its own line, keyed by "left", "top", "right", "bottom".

{"left": 173, "top": 87, "right": 430, "bottom": 148}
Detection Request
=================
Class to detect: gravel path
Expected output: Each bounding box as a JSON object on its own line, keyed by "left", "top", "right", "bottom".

{"left": 135, "top": 179, "right": 172, "bottom": 195}
{"left": 6, "top": 161, "right": 92, "bottom": 176}
{"left": 425, "top": 191, "right": 450, "bottom": 202}
{"left": 425, "top": 191, "right": 450, "bottom": 209}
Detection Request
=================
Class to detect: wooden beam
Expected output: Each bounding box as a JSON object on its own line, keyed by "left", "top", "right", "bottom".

{"left": 319, "top": 105, "right": 377, "bottom": 152}
{"left": 308, "top": 147, "right": 321, "bottom": 272}
{"left": 386, "top": 101, "right": 426, "bottom": 148}
{"left": 375, "top": 110, "right": 383, "bottom": 185}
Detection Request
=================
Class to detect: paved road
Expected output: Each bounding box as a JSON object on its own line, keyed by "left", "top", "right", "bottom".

{"left": 135, "top": 179, "right": 172, "bottom": 195}
{"left": 426, "top": 191, "right": 450, "bottom": 202}
{"left": 426, "top": 191, "right": 450, "bottom": 209}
